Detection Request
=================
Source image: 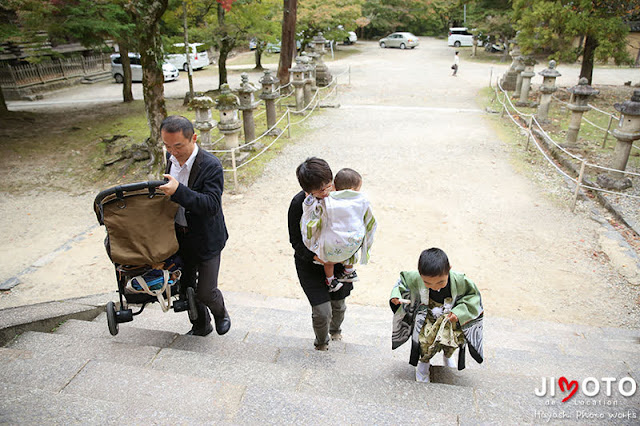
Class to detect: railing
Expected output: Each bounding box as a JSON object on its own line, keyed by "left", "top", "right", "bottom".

{"left": 492, "top": 79, "right": 640, "bottom": 212}
{"left": 0, "top": 54, "right": 110, "bottom": 89}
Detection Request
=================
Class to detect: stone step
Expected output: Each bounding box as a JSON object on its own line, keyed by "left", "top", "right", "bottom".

{"left": 0, "top": 382, "right": 205, "bottom": 424}
{"left": 48, "top": 316, "right": 638, "bottom": 395}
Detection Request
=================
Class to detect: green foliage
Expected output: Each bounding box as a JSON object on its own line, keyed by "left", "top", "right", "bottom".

{"left": 298, "top": 0, "right": 363, "bottom": 39}
{"left": 513, "top": 0, "right": 633, "bottom": 65}
{"left": 362, "top": 0, "right": 459, "bottom": 37}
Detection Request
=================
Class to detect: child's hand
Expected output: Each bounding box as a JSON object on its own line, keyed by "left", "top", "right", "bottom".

{"left": 390, "top": 298, "right": 401, "bottom": 305}
{"left": 446, "top": 312, "right": 458, "bottom": 324}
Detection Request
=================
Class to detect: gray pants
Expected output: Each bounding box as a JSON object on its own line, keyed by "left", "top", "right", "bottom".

{"left": 312, "top": 298, "right": 347, "bottom": 346}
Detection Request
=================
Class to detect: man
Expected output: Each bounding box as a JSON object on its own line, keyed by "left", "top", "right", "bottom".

{"left": 288, "top": 157, "right": 353, "bottom": 351}
{"left": 158, "top": 115, "right": 230, "bottom": 336}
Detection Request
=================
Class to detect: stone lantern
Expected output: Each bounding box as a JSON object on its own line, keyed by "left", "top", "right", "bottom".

{"left": 188, "top": 96, "right": 217, "bottom": 148}
{"left": 536, "top": 60, "right": 561, "bottom": 123}
{"left": 312, "top": 32, "right": 332, "bottom": 87}
{"left": 516, "top": 57, "right": 537, "bottom": 106}
{"left": 566, "top": 78, "right": 599, "bottom": 146}
{"left": 215, "top": 83, "right": 242, "bottom": 150}
{"left": 259, "top": 69, "right": 282, "bottom": 136}
{"left": 609, "top": 90, "right": 640, "bottom": 181}
{"left": 499, "top": 39, "right": 521, "bottom": 91}
{"left": 237, "top": 73, "right": 260, "bottom": 144}
{"left": 304, "top": 50, "right": 319, "bottom": 89}
{"left": 290, "top": 62, "right": 306, "bottom": 113}
{"left": 296, "top": 55, "right": 314, "bottom": 106}
{"left": 513, "top": 56, "right": 526, "bottom": 97}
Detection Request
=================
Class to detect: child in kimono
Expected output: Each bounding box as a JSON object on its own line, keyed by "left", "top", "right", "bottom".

{"left": 390, "top": 248, "right": 484, "bottom": 383}
{"left": 301, "top": 168, "right": 377, "bottom": 292}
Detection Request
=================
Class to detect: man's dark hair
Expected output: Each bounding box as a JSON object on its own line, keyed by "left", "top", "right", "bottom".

{"left": 334, "top": 168, "right": 362, "bottom": 191}
{"left": 160, "top": 115, "right": 194, "bottom": 140}
{"left": 296, "top": 157, "right": 333, "bottom": 193}
{"left": 418, "top": 248, "right": 451, "bottom": 277}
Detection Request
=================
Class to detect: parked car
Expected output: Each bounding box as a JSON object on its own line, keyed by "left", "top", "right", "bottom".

{"left": 344, "top": 31, "right": 357, "bottom": 45}
{"left": 110, "top": 53, "right": 179, "bottom": 83}
{"left": 249, "top": 38, "right": 258, "bottom": 50}
{"left": 165, "top": 43, "right": 209, "bottom": 72}
{"left": 448, "top": 27, "right": 481, "bottom": 47}
{"left": 379, "top": 32, "right": 419, "bottom": 49}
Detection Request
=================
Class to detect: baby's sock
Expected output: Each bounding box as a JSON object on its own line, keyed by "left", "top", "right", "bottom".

{"left": 443, "top": 353, "right": 456, "bottom": 368}
{"left": 344, "top": 266, "right": 354, "bottom": 273}
{"left": 325, "top": 276, "right": 335, "bottom": 285}
{"left": 416, "top": 361, "right": 431, "bottom": 383}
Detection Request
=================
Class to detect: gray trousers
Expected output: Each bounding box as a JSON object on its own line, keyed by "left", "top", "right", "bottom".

{"left": 311, "top": 298, "right": 347, "bottom": 346}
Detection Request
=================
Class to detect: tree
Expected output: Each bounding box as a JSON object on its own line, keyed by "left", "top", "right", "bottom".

{"left": 361, "top": 0, "right": 456, "bottom": 38}
{"left": 278, "top": 0, "right": 297, "bottom": 86}
{"left": 128, "top": 0, "right": 169, "bottom": 173}
{"left": 513, "top": 0, "right": 636, "bottom": 83}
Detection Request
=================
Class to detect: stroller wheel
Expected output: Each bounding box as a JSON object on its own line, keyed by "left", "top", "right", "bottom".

{"left": 187, "top": 287, "right": 198, "bottom": 321}
{"left": 106, "top": 301, "right": 119, "bottom": 336}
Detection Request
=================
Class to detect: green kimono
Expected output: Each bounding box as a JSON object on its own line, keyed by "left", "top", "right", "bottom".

{"left": 390, "top": 270, "right": 484, "bottom": 369}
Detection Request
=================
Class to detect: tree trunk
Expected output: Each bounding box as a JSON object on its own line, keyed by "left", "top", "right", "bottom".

{"left": 120, "top": 44, "right": 134, "bottom": 102}
{"left": 132, "top": 0, "right": 168, "bottom": 175}
{"left": 635, "top": 44, "right": 640, "bottom": 67}
{"left": 254, "top": 47, "right": 264, "bottom": 70}
{"left": 580, "top": 33, "right": 599, "bottom": 84}
{"left": 216, "top": 4, "right": 232, "bottom": 89}
{"left": 0, "top": 87, "right": 8, "bottom": 115}
{"left": 277, "top": 0, "right": 297, "bottom": 86}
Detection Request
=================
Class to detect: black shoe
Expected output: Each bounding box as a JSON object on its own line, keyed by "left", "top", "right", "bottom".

{"left": 214, "top": 311, "right": 231, "bottom": 335}
{"left": 186, "top": 322, "right": 214, "bottom": 337}
{"left": 327, "top": 278, "right": 343, "bottom": 293}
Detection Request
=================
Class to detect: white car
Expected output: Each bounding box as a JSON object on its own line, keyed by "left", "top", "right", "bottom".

{"left": 448, "top": 27, "right": 481, "bottom": 47}
{"left": 165, "top": 43, "right": 209, "bottom": 72}
{"left": 110, "top": 53, "right": 179, "bottom": 83}
{"left": 344, "top": 31, "right": 357, "bottom": 45}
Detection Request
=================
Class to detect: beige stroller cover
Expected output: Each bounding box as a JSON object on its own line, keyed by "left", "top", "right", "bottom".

{"left": 97, "top": 189, "right": 179, "bottom": 266}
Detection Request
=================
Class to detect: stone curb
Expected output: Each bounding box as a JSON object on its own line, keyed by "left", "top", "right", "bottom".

{"left": 0, "top": 293, "right": 113, "bottom": 346}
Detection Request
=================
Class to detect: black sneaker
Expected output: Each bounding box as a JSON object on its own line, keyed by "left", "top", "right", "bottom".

{"left": 337, "top": 270, "right": 359, "bottom": 282}
{"left": 327, "top": 278, "right": 343, "bottom": 292}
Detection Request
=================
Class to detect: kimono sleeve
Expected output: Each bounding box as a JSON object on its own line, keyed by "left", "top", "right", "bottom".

{"left": 451, "top": 275, "right": 483, "bottom": 326}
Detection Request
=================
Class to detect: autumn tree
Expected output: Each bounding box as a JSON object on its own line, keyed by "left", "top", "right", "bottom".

{"left": 513, "top": 0, "right": 637, "bottom": 83}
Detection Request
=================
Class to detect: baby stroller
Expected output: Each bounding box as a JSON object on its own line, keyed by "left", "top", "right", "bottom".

{"left": 93, "top": 180, "right": 197, "bottom": 335}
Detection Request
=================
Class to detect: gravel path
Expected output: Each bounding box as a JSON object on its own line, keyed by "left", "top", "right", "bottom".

{"left": 1, "top": 38, "right": 639, "bottom": 329}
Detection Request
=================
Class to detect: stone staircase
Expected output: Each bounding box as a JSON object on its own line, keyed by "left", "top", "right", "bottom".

{"left": 1, "top": 291, "right": 638, "bottom": 425}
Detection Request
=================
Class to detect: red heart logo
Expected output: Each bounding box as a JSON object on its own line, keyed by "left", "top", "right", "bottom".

{"left": 558, "top": 377, "right": 578, "bottom": 402}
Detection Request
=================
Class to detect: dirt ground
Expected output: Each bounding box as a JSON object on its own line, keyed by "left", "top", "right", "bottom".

{"left": 1, "top": 38, "right": 639, "bottom": 329}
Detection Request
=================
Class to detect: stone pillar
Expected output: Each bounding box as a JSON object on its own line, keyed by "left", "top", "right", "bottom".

{"left": 290, "top": 63, "right": 306, "bottom": 112}
{"left": 237, "top": 73, "right": 259, "bottom": 144}
{"left": 516, "top": 57, "right": 537, "bottom": 107}
{"left": 305, "top": 50, "right": 319, "bottom": 89}
{"left": 611, "top": 90, "right": 640, "bottom": 180}
{"left": 514, "top": 57, "right": 526, "bottom": 98}
{"left": 215, "top": 84, "right": 242, "bottom": 149}
{"left": 259, "top": 70, "right": 282, "bottom": 136}
{"left": 566, "top": 78, "right": 599, "bottom": 146}
{"left": 189, "top": 96, "right": 217, "bottom": 148}
{"left": 471, "top": 37, "right": 478, "bottom": 57}
{"left": 312, "top": 32, "right": 332, "bottom": 87}
{"left": 499, "top": 40, "right": 521, "bottom": 91}
{"left": 296, "top": 56, "right": 313, "bottom": 105}
{"left": 536, "top": 60, "right": 562, "bottom": 123}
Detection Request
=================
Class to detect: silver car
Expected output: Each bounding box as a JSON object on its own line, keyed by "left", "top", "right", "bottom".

{"left": 379, "top": 32, "right": 420, "bottom": 49}
{"left": 110, "top": 53, "right": 179, "bottom": 83}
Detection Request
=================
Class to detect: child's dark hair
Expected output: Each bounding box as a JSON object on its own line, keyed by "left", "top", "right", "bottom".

{"left": 418, "top": 248, "right": 451, "bottom": 277}
{"left": 296, "top": 157, "right": 333, "bottom": 193}
{"left": 334, "top": 168, "right": 362, "bottom": 191}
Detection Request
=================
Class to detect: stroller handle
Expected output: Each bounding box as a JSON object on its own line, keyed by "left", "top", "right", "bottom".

{"left": 94, "top": 180, "right": 168, "bottom": 224}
